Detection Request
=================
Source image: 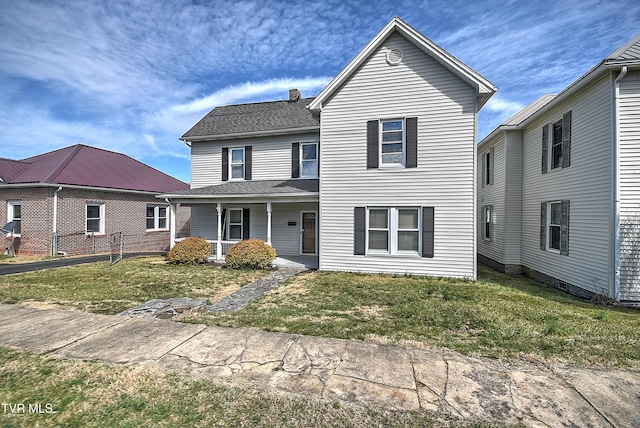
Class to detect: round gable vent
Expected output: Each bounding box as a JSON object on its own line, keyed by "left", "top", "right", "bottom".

{"left": 385, "top": 48, "right": 403, "bottom": 65}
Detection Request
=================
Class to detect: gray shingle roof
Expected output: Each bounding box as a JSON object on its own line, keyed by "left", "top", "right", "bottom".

{"left": 164, "top": 179, "right": 319, "bottom": 197}
{"left": 181, "top": 97, "right": 320, "bottom": 140}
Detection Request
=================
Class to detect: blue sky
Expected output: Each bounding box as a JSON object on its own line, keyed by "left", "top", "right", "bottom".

{"left": 1, "top": 0, "right": 638, "bottom": 183}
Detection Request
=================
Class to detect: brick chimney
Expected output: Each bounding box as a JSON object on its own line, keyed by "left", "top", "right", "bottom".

{"left": 288, "top": 88, "right": 301, "bottom": 102}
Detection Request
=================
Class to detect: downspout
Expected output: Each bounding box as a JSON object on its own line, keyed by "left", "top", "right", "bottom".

{"left": 165, "top": 198, "right": 176, "bottom": 250}
{"left": 52, "top": 186, "right": 62, "bottom": 256}
{"left": 612, "top": 66, "right": 627, "bottom": 300}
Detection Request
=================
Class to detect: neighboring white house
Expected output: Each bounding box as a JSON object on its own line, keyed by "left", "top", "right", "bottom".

{"left": 161, "top": 17, "right": 497, "bottom": 279}
{"left": 477, "top": 34, "right": 640, "bottom": 304}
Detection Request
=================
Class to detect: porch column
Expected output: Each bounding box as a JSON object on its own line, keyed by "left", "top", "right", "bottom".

{"left": 216, "top": 203, "right": 222, "bottom": 260}
{"left": 266, "top": 202, "right": 272, "bottom": 246}
{"left": 169, "top": 202, "right": 176, "bottom": 249}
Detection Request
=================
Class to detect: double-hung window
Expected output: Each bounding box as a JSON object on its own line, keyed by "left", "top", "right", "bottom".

{"left": 7, "top": 201, "right": 21, "bottom": 236}
{"left": 146, "top": 205, "right": 168, "bottom": 231}
{"left": 86, "top": 203, "right": 105, "bottom": 235}
{"left": 482, "top": 148, "right": 494, "bottom": 186}
{"left": 300, "top": 142, "right": 318, "bottom": 178}
{"left": 541, "top": 200, "right": 569, "bottom": 255}
{"left": 482, "top": 205, "right": 493, "bottom": 241}
{"left": 367, "top": 207, "right": 420, "bottom": 254}
{"left": 550, "top": 119, "right": 563, "bottom": 170}
{"left": 227, "top": 208, "right": 243, "bottom": 241}
{"left": 381, "top": 120, "right": 404, "bottom": 166}
{"left": 230, "top": 148, "right": 245, "bottom": 180}
{"left": 547, "top": 201, "right": 561, "bottom": 251}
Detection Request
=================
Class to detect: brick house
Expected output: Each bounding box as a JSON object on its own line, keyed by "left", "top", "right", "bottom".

{"left": 1, "top": 144, "right": 189, "bottom": 255}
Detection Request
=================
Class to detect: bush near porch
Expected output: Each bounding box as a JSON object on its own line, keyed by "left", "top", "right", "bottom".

{"left": 166, "top": 237, "right": 210, "bottom": 265}
{"left": 225, "top": 239, "right": 277, "bottom": 269}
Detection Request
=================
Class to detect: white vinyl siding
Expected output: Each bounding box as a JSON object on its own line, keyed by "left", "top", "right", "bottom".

{"left": 189, "top": 132, "right": 319, "bottom": 188}
{"left": 319, "top": 32, "right": 477, "bottom": 278}
{"left": 521, "top": 74, "right": 612, "bottom": 296}
{"left": 618, "top": 70, "right": 640, "bottom": 301}
{"left": 503, "top": 131, "right": 523, "bottom": 266}
{"left": 477, "top": 136, "right": 504, "bottom": 264}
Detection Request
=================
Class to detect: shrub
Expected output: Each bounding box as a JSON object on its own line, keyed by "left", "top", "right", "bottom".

{"left": 166, "top": 237, "right": 211, "bottom": 265}
{"left": 225, "top": 239, "right": 277, "bottom": 269}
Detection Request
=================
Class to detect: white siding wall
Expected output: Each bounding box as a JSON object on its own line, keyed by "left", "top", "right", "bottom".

{"left": 478, "top": 135, "right": 505, "bottom": 264}
{"left": 503, "top": 131, "right": 523, "bottom": 266}
{"left": 190, "top": 132, "right": 319, "bottom": 188}
{"left": 521, "top": 74, "right": 613, "bottom": 296}
{"left": 618, "top": 71, "right": 640, "bottom": 301}
{"left": 320, "top": 32, "right": 478, "bottom": 278}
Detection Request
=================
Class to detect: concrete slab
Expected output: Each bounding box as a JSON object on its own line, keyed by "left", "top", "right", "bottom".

{"left": 555, "top": 366, "right": 640, "bottom": 428}
{"left": 0, "top": 308, "right": 125, "bottom": 354}
{"left": 324, "top": 374, "right": 420, "bottom": 411}
{"left": 55, "top": 318, "right": 205, "bottom": 363}
{"left": 334, "top": 340, "right": 416, "bottom": 390}
{"left": 0, "top": 303, "right": 42, "bottom": 324}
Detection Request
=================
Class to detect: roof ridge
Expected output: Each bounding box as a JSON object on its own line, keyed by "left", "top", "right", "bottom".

{"left": 43, "top": 144, "right": 83, "bottom": 183}
{"left": 213, "top": 96, "right": 316, "bottom": 109}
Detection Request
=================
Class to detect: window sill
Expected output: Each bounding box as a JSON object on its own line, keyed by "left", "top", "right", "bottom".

{"left": 146, "top": 229, "right": 169, "bottom": 233}
{"left": 364, "top": 252, "right": 422, "bottom": 258}
{"left": 546, "top": 248, "right": 560, "bottom": 254}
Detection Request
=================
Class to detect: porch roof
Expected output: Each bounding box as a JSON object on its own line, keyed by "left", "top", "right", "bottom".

{"left": 159, "top": 179, "right": 319, "bottom": 201}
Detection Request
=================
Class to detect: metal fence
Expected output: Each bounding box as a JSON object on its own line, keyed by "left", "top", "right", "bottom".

{"left": 109, "top": 232, "right": 124, "bottom": 265}
{"left": 52, "top": 231, "right": 96, "bottom": 256}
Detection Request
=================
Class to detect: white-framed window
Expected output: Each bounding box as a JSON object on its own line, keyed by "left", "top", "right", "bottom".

{"left": 86, "top": 203, "right": 105, "bottom": 235}
{"left": 482, "top": 148, "right": 494, "bottom": 186}
{"left": 368, "top": 208, "right": 389, "bottom": 251}
{"left": 380, "top": 120, "right": 405, "bottom": 166}
{"left": 227, "top": 208, "right": 243, "bottom": 241}
{"left": 230, "top": 148, "right": 245, "bottom": 180}
{"left": 549, "top": 119, "right": 563, "bottom": 171}
{"left": 300, "top": 142, "right": 318, "bottom": 178}
{"left": 367, "top": 207, "right": 420, "bottom": 254}
{"left": 547, "top": 201, "right": 561, "bottom": 252}
{"left": 146, "top": 205, "right": 168, "bottom": 231}
{"left": 7, "top": 201, "right": 21, "bottom": 236}
{"left": 482, "top": 205, "right": 493, "bottom": 241}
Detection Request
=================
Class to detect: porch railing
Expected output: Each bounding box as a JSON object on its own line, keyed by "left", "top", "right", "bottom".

{"left": 174, "top": 238, "right": 236, "bottom": 259}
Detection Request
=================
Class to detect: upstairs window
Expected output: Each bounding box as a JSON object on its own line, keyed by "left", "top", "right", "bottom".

{"left": 381, "top": 120, "right": 405, "bottom": 165}
{"left": 7, "top": 201, "right": 21, "bottom": 236}
{"left": 300, "top": 142, "right": 318, "bottom": 178}
{"left": 86, "top": 203, "right": 105, "bottom": 235}
{"left": 482, "top": 147, "right": 494, "bottom": 187}
{"left": 146, "top": 205, "right": 168, "bottom": 231}
{"left": 230, "top": 148, "right": 245, "bottom": 180}
{"left": 542, "top": 111, "right": 571, "bottom": 174}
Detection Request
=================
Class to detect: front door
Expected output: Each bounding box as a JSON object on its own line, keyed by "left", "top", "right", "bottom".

{"left": 301, "top": 212, "right": 317, "bottom": 254}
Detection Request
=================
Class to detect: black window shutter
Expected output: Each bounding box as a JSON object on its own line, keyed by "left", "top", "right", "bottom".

{"left": 560, "top": 200, "right": 570, "bottom": 255}
{"left": 540, "top": 202, "right": 547, "bottom": 250}
{"left": 541, "top": 125, "right": 548, "bottom": 174}
{"left": 242, "top": 208, "right": 250, "bottom": 240}
{"left": 354, "top": 207, "right": 366, "bottom": 255}
{"left": 291, "top": 142, "right": 300, "bottom": 178}
{"left": 562, "top": 111, "right": 572, "bottom": 168}
{"left": 489, "top": 147, "right": 494, "bottom": 185}
{"left": 422, "top": 207, "right": 434, "bottom": 258}
{"left": 222, "top": 148, "right": 229, "bottom": 181}
{"left": 406, "top": 117, "right": 418, "bottom": 168}
{"left": 367, "top": 120, "right": 379, "bottom": 169}
{"left": 244, "top": 146, "right": 252, "bottom": 180}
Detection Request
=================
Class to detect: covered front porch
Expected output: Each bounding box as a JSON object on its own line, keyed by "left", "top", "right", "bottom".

{"left": 162, "top": 179, "right": 319, "bottom": 265}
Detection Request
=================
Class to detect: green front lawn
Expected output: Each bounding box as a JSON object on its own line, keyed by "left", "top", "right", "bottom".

{"left": 186, "top": 265, "right": 640, "bottom": 367}
{"left": 0, "top": 256, "right": 267, "bottom": 314}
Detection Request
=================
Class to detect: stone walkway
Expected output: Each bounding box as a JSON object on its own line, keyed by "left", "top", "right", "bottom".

{"left": 207, "top": 267, "right": 304, "bottom": 312}
{"left": 1, "top": 303, "right": 639, "bottom": 427}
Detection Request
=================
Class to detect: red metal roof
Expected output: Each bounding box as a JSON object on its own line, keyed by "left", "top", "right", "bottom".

{"left": 0, "top": 158, "right": 30, "bottom": 183}
{"left": 3, "top": 144, "right": 188, "bottom": 193}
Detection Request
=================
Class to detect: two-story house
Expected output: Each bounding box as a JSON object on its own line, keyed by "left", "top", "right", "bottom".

{"left": 477, "top": 34, "right": 640, "bottom": 304}
{"left": 161, "top": 17, "right": 496, "bottom": 278}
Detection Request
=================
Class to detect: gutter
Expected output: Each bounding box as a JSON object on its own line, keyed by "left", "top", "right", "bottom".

{"left": 612, "top": 66, "right": 628, "bottom": 300}
{"left": 1, "top": 182, "right": 168, "bottom": 196}
{"left": 179, "top": 126, "right": 320, "bottom": 142}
